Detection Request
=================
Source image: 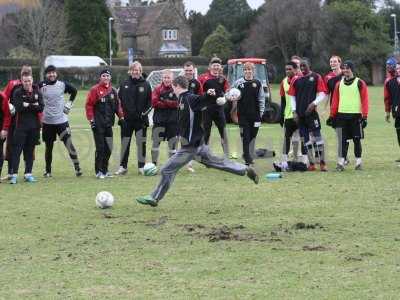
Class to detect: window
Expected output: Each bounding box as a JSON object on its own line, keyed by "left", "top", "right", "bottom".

{"left": 162, "top": 29, "right": 178, "bottom": 41}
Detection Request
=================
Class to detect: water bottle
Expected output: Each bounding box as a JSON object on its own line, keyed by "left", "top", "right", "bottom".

{"left": 265, "top": 172, "right": 283, "bottom": 181}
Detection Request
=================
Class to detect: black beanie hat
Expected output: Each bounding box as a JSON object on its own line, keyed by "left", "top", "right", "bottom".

{"left": 342, "top": 60, "right": 355, "bottom": 72}
{"left": 44, "top": 65, "right": 56, "bottom": 74}
{"left": 100, "top": 69, "right": 112, "bottom": 77}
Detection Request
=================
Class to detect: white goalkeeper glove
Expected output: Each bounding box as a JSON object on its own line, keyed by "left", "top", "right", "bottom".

{"left": 63, "top": 101, "right": 73, "bottom": 114}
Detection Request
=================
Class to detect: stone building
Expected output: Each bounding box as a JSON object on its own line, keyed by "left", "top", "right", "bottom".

{"left": 108, "top": 0, "right": 191, "bottom": 58}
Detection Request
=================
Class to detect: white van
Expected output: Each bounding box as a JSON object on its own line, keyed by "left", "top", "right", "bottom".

{"left": 44, "top": 55, "right": 108, "bottom": 68}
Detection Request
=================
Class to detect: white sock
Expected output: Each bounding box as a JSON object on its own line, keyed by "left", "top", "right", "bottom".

{"left": 282, "top": 154, "right": 288, "bottom": 162}
{"left": 338, "top": 157, "right": 345, "bottom": 166}
{"left": 356, "top": 158, "right": 362, "bottom": 165}
{"left": 24, "top": 173, "right": 31, "bottom": 177}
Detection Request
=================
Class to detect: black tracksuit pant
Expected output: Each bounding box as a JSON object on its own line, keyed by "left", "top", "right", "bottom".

{"left": 120, "top": 119, "right": 147, "bottom": 169}
{"left": 239, "top": 119, "right": 259, "bottom": 165}
{"left": 11, "top": 128, "right": 39, "bottom": 175}
{"left": 92, "top": 126, "right": 113, "bottom": 174}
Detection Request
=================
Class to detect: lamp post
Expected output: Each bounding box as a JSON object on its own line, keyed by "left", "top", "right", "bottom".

{"left": 391, "top": 14, "right": 399, "bottom": 55}
{"left": 108, "top": 17, "right": 114, "bottom": 66}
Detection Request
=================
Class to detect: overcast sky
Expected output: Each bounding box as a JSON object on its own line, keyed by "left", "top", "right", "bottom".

{"left": 183, "top": 0, "right": 264, "bottom": 14}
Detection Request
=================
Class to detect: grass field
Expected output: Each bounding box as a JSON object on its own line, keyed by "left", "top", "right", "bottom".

{"left": 1, "top": 85, "right": 400, "bottom": 299}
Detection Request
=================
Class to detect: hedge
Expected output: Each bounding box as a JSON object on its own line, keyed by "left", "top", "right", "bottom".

{"left": 111, "top": 56, "right": 210, "bottom": 67}
{"left": 0, "top": 65, "right": 209, "bottom": 88}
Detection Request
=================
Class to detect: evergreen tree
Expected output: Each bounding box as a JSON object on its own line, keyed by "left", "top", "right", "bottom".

{"left": 65, "top": 0, "right": 117, "bottom": 59}
{"left": 200, "top": 25, "right": 234, "bottom": 61}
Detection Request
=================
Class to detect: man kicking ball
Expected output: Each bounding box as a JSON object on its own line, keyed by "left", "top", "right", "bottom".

{"left": 136, "top": 76, "right": 259, "bottom": 207}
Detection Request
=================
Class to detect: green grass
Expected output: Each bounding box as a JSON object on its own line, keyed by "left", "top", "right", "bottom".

{"left": 1, "top": 85, "right": 400, "bottom": 299}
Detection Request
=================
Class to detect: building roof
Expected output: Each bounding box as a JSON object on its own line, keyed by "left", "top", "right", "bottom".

{"left": 112, "top": 3, "right": 166, "bottom": 37}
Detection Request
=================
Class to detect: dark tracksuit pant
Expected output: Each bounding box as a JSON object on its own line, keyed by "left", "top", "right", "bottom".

{"left": 11, "top": 127, "right": 39, "bottom": 175}
{"left": 6, "top": 120, "right": 34, "bottom": 175}
{"left": 0, "top": 137, "right": 5, "bottom": 176}
{"left": 239, "top": 118, "right": 259, "bottom": 165}
{"left": 93, "top": 126, "right": 113, "bottom": 174}
{"left": 203, "top": 108, "right": 229, "bottom": 156}
{"left": 151, "top": 144, "right": 247, "bottom": 201}
{"left": 120, "top": 119, "right": 147, "bottom": 169}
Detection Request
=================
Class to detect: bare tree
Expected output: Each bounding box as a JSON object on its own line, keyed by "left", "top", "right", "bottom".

{"left": 242, "top": 0, "right": 322, "bottom": 61}
{"left": 15, "top": 0, "right": 69, "bottom": 79}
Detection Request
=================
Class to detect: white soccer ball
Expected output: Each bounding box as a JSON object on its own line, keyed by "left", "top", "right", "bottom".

{"left": 95, "top": 191, "right": 115, "bottom": 209}
{"left": 226, "top": 88, "right": 241, "bottom": 101}
{"left": 216, "top": 96, "right": 226, "bottom": 106}
{"left": 9, "top": 103, "right": 15, "bottom": 116}
{"left": 143, "top": 163, "right": 157, "bottom": 176}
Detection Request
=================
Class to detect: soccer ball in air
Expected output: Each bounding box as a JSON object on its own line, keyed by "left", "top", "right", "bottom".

{"left": 226, "top": 88, "right": 241, "bottom": 101}
{"left": 143, "top": 163, "right": 158, "bottom": 176}
{"left": 95, "top": 191, "right": 115, "bottom": 209}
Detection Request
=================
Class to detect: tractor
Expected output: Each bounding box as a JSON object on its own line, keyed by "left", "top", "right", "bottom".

{"left": 226, "top": 58, "right": 281, "bottom": 123}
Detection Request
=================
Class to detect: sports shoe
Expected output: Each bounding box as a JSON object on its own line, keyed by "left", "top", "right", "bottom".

{"left": 9, "top": 175, "right": 17, "bottom": 184}
{"left": 104, "top": 172, "right": 114, "bottom": 178}
{"left": 307, "top": 164, "right": 316, "bottom": 171}
{"left": 24, "top": 174, "right": 36, "bottom": 183}
{"left": 96, "top": 172, "right": 105, "bottom": 179}
{"left": 1, "top": 174, "right": 11, "bottom": 181}
{"left": 43, "top": 172, "right": 52, "bottom": 178}
{"left": 246, "top": 166, "right": 259, "bottom": 184}
{"left": 138, "top": 168, "right": 144, "bottom": 175}
{"left": 75, "top": 168, "right": 83, "bottom": 177}
{"left": 136, "top": 195, "right": 158, "bottom": 207}
{"left": 355, "top": 164, "right": 363, "bottom": 171}
{"left": 336, "top": 164, "right": 345, "bottom": 172}
{"left": 115, "top": 166, "right": 127, "bottom": 175}
{"left": 320, "top": 162, "right": 328, "bottom": 172}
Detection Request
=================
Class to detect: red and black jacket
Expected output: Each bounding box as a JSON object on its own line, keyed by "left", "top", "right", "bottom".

{"left": 0, "top": 91, "right": 11, "bottom": 131}
{"left": 85, "top": 83, "right": 124, "bottom": 128}
{"left": 12, "top": 85, "right": 44, "bottom": 130}
{"left": 151, "top": 83, "right": 178, "bottom": 124}
{"left": 198, "top": 71, "right": 229, "bottom": 111}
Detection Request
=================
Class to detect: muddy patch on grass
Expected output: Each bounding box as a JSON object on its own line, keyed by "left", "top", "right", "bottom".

{"left": 145, "top": 216, "right": 168, "bottom": 228}
{"left": 294, "top": 222, "right": 324, "bottom": 230}
{"left": 302, "top": 245, "right": 330, "bottom": 251}
{"left": 179, "top": 224, "right": 279, "bottom": 243}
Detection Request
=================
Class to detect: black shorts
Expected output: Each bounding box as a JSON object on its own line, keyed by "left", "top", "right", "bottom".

{"left": 42, "top": 122, "right": 71, "bottom": 143}
{"left": 152, "top": 122, "right": 178, "bottom": 142}
{"left": 298, "top": 111, "right": 321, "bottom": 132}
{"left": 336, "top": 117, "right": 364, "bottom": 139}
{"left": 284, "top": 118, "right": 298, "bottom": 138}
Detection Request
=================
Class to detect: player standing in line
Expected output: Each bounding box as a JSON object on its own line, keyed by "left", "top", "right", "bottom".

{"left": 324, "top": 55, "right": 350, "bottom": 165}
{"left": 115, "top": 61, "right": 152, "bottom": 176}
{"left": 183, "top": 61, "right": 203, "bottom": 172}
{"left": 0, "top": 91, "right": 11, "bottom": 182}
{"left": 288, "top": 58, "right": 328, "bottom": 171}
{"left": 151, "top": 69, "right": 179, "bottom": 166}
{"left": 328, "top": 61, "right": 369, "bottom": 171}
{"left": 136, "top": 76, "right": 259, "bottom": 207}
{"left": 232, "top": 62, "right": 265, "bottom": 166}
{"left": 383, "top": 57, "right": 400, "bottom": 162}
{"left": 279, "top": 61, "right": 300, "bottom": 170}
{"left": 1, "top": 65, "right": 33, "bottom": 180}
{"left": 198, "top": 57, "right": 230, "bottom": 157}
{"left": 39, "top": 65, "right": 82, "bottom": 178}
{"left": 9, "top": 72, "right": 44, "bottom": 184}
{"left": 85, "top": 69, "right": 124, "bottom": 179}
{"left": 384, "top": 62, "right": 400, "bottom": 161}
